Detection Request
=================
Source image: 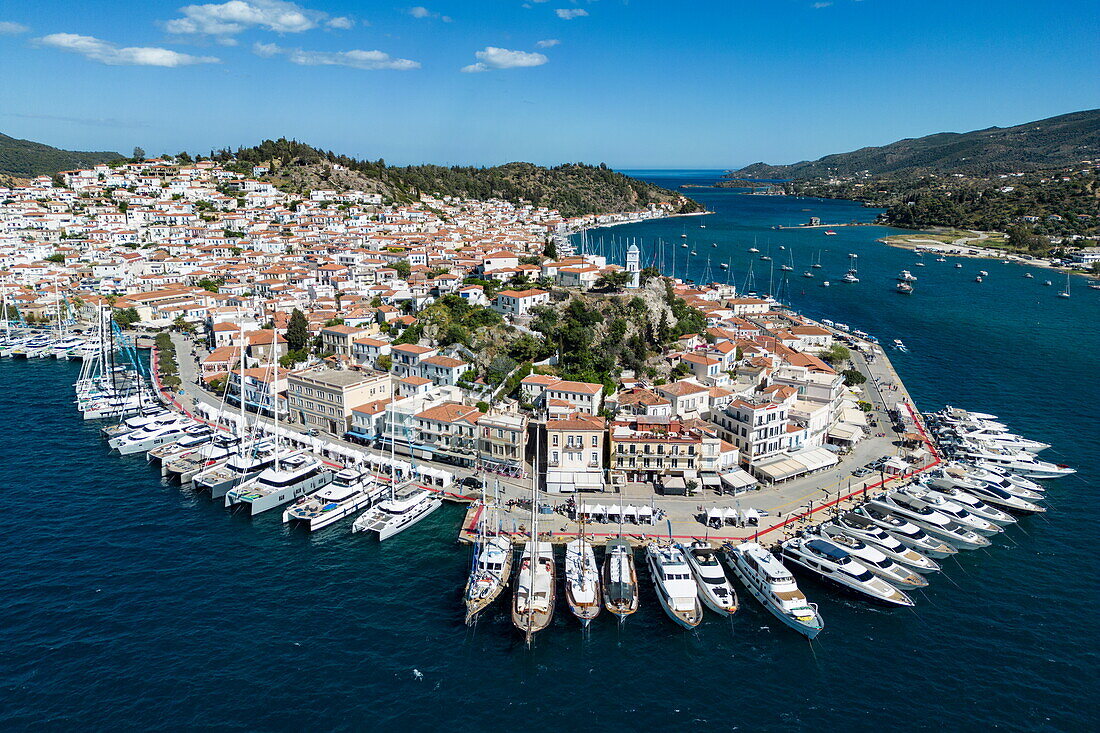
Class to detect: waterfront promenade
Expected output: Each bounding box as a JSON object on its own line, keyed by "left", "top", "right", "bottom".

{"left": 159, "top": 321, "right": 939, "bottom": 550}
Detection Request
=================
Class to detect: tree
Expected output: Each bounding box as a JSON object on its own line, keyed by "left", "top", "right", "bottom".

{"left": 476, "top": 401, "right": 490, "bottom": 413}
{"left": 132, "top": 146, "right": 145, "bottom": 161}
{"left": 393, "top": 260, "right": 412, "bottom": 279}
{"left": 197, "top": 278, "right": 222, "bottom": 293}
{"left": 595, "top": 271, "right": 633, "bottom": 291}
{"left": 45, "top": 253, "right": 65, "bottom": 263}
{"left": 543, "top": 239, "right": 558, "bottom": 259}
{"left": 286, "top": 308, "right": 309, "bottom": 352}
{"left": 841, "top": 368, "right": 867, "bottom": 386}
{"left": 640, "top": 266, "right": 661, "bottom": 285}
{"left": 377, "top": 354, "right": 392, "bottom": 371}
{"left": 819, "top": 344, "right": 851, "bottom": 365}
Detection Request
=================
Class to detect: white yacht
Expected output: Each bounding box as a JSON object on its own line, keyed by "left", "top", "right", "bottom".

{"left": 868, "top": 495, "right": 991, "bottom": 550}
{"left": 896, "top": 487, "right": 1002, "bottom": 536}
{"left": 897, "top": 270, "right": 917, "bottom": 282}
{"left": 193, "top": 440, "right": 278, "bottom": 499}
{"left": 723, "top": 542, "right": 822, "bottom": 638}
{"left": 928, "top": 472, "right": 1045, "bottom": 514}
{"left": 110, "top": 418, "right": 196, "bottom": 455}
{"left": 601, "top": 538, "right": 639, "bottom": 618}
{"left": 780, "top": 536, "right": 914, "bottom": 607}
{"left": 960, "top": 442, "right": 1075, "bottom": 479}
{"left": 826, "top": 512, "right": 940, "bottom": 573}
{"left": 966, "top": 463, "right": 1045, "bottom": 495}
{"left": 918, "top": 484, "right": 1016, "bottom": 526}
{"left": 853, "top": 505, "right": 958, "bottom": 558}
{"left": 464, "top": 534, "right": 514, "bottom": 626}
{"left": 101, "top": 409, "right": 173, "bottom": 438}
{"left": 511, "top": 541, "right": 556, "bottom": 636}
{"left": 645, "top": 543, "right": 703, "bottom": 629}
{"left": 282, "top": 468, "right": 381, "bottom": 531}
{"left": 564, "top": 537, "right": 601, "bottom": 625}
{"left": 680, "top": 541, "right": 738, "bottom": 616}
{"left": 351, "top": 482, "right": 442, "bottom": 540}
{"left": 948, "top": 425, "right": 1049, "bottom": 453}
{"left": 146, "top": 426, "right": 214, "bottom": 464}
{"left": 224, "top": 453, "right": 333, "bottom": 516}
{"left": 810, "top": 530, "right": 927, "bottom": 589}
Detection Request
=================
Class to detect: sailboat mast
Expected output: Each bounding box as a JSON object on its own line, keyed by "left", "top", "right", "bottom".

{"left": 526, "top": 420, "right": 539, "bottom": 645}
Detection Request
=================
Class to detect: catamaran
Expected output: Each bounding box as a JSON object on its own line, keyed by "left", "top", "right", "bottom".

{"left": 224, "top": 451, "right": 333, "bottom": 516}
{"left": 282, "top": 467, "right": 380, "bottom": 531}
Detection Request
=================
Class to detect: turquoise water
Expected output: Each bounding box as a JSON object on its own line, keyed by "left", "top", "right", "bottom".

{"left": 1, "top": 172, "right": 1096, "bottom": 730}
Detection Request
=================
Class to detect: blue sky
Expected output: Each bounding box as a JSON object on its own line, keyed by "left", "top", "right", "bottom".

{"left": 1, "top": 0, "right": 1097, "bottom": 168}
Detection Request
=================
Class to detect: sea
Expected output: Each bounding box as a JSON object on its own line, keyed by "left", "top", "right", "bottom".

{"left": 1, "top": 170, "right": 1096, "bottom": 731}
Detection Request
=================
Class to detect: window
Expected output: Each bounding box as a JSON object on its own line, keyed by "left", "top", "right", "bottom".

{"left": 591, "top": 435, "right": 598, "bottom": 447}
{"left": 552, "top": 434, "right": 559, "bottom": 447}
{"left": 590, "top": 452, "right": 598, "bottom": 465}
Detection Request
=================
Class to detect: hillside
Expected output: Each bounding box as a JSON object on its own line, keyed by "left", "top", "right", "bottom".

{"left": 217, "top": 138, "right": 700, "bottom": 218}
{"left": 731, "top": 109, "right": 1100, "bottom": 179}
{"left": 0, "top": 132, "right": 123, "bottom": 179}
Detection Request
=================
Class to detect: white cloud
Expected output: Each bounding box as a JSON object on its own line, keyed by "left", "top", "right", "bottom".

{"left": 253, "top": 42, "right": 419, "bottom": 70}
{"left": 555, "top": 8, "right": 588, "bottom": 20}
{"left": 0, "top": 21, "right": 29, "bottom": 35}
{"left": 408, "top": 6, "right": 452, "bottom": 22}
{"left": 812, "top": 1, "right": 833, "bottom": 7}
{"left": 461, "top": 46, "right": 548, "bottom": 73}
{"left": 165, "top": 0, "right": 332, "bottom": 35}
{"left": 535, "top": 38, "right": 559, "bottom": 48}
{"left": 326, "top": 16, "right": 354, "bottom": 29}
{"left": 37, "top": 33, "right": 219, "bottom": 67}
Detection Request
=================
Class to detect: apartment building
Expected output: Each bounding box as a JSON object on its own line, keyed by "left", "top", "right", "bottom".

{"left": 287, "top": 367, "right": 392, "bottom": 436}
{"left": 545, "top": 413, "right": 606, "bottom": 493}
{"left": 478, "top": 411, "right": 529, "bottom": 475}
{"left": 608, "top": 417, "right": 727, "bottom": 485}
{"left": 520, "top": 374, "right": 604, "bottom": 415}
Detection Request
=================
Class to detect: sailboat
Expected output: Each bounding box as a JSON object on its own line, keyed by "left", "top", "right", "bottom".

{"left": 564, "top": 516, "right": 601, "bottom": 625}
{"left": 463, "top": 499, "right": 514, "bottom": 625}
{"left": 841, "top": 254, "right": 859, "bottom": 283}
{"left": 811, "top": 249, "right": 823, "bottom": 269}
{"left": 780, "top": 247, "right": 794, "bottom": 271}
{"left": 512, "top": 433, "right": 555, "bottom": 641}
{"left": 1058, "top": 274, "right": 1071, "bottom": 298}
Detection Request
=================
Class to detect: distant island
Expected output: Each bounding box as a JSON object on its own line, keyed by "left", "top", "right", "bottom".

{"left": 726, "top": 109, "right": 1100, "bottom": 249}
{"left": 0, "top": 132, "right": 123, "bottom": 180}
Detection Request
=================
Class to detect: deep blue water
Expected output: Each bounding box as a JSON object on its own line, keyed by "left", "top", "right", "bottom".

{"left": 2, "top": 173, "right": 1097, "bottom": 731}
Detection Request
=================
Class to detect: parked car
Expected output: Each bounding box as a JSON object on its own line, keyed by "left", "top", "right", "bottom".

{"left": 461, "top": 476, "right": 484, "bottom": 490}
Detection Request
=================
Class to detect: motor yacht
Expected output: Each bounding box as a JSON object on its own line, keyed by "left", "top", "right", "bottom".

{"left": 146, "top": 426, "right": 214, "bottom": 464}
{"left": 931, "top": 472, "right": 1045, "bottom": 514}
{"left": 101, "top": 409, "right": 173, "bottom": 438}
{"left": 193, "top": 439, "right": 278, "bottom": 499}
{"left": 852, "top": 505, "right": 958, "bottom": 558}
{"left": 601, "top": 538, "right": 639, "bottom": 618}
{"left": 965, "top": 463, "right": 1045, "bottom": 494}
{"left": 898, "top": 270, "right": 917, "bottom": 282}
{"left": 917, "top": 484, "right": 1016, "bottom": 526}
{"left": 896, "top": 487, "right": 1002, "bottom": 536}
{"left": 780, "top": 536, "right": 914, "bottom": 607}
{"left": 808, "top": 530, "right": 927, "bottom": 589}
{"left": 868, "top": 495, "right": 991, "bottom": 550}
{"left": 110, "top": 418, "right": 196, "bottom": 455}
{"left": 645, "top": 543, "right": 703, "bottom": 628}
{"left": 564, "top": 537, "right": 601, "bottom": 625}
{"left": 947, "top": 425, "right": 1049, "bottom": 453}
{"left": 464, "top": 534, "right": 514, "bottom": 626}
{"left": 680, "top": 541, "right": 738, "bottom": 616}
{"left": 282, "top": 468, "right": 381, "bottom": 531}
{"left": 961, "top": 442, "right": 1074, "bottom": 479}
{"left": 225, "top": 453, "right": 333, "bottom": 516}
{"left": 511, "top": 541, "right": 556, "bottom": 636}
{"left": 351, "top": 482, "right": 442, "bottom": 540}
{"left": 723, "top": 542, "right": 822, "bottom": 638}
{"left": 823, "top": 513, "right": 940, "bottom": 573}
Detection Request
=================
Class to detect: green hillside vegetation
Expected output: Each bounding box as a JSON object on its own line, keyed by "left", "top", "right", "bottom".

{"left": 209, "top": 138, "right": 701, "bottom": 218}
{"left": 731, "top": 109, "right": 1100, "bottom": 179}
{"left": 0, "top": 132, "right": 123, "bottom": 179}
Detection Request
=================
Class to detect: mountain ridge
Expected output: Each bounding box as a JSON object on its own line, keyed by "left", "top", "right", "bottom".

{"left": 730, "top": 109, "right": 1100, "bottom": 179}
{"left": 0, "top": 132, "right": 123, "bottom": 180}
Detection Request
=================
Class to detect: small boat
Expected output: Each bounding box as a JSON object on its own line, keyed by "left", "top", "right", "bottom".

{"left": 1058, "top": 273, "right": 1070, "bottom": 298}
{"left": 748, "top": 247, "right": 760, "bottom": 253}
{"left": 802, "top": 271, "right": 814, "bottom": 278}
{"left": 1043, "top": 280, "right": 1052, "bottom": 286}
{"left": 825, "top": 230, "right": 837, "bottom": 236}
{"left": 690, "top": 249, "right": 698, "bottom": 256}
{"left": 1089, "top": 281, "right": 1100, "bottom": 290}
{"left": 898, "top": 270, "right": 917, "bottom": 282}
{"left": 955, "top": 263, "right": 963, "bottom": 268}
{"left": 760, "top": 255, "right": 772, "bottom": 261}
{"left": 979, "top": 270, "right": 989, "bottom": 277}
{"left": 719, "top": 262, "right": 729, "bottom": 270}
{"left": 602, "top": 537, "right": 639, "bottom": 618}
{"left": 915, "top": 261, "right": 926, "bottom": 267}
{"left": 646, "top": 542, "right": 703, "bottom": 628}
{"left": 711, "top": 242, "right": 717, "bottom": 247}
{"left": 841, "top": 272, "right": 859, "bottom": 283}
{"left": 822, "top": 280, "right": 830, "bottom": 287}
{"left": 680, "top": 541, "right": 738, "bottom": 616}
{"left": 681, "top": 242, "right": 688, "bottom": 248}
{"left": 975, "top": 276, "right": 983, "bottom": 283}
{"left": 723, "top": 542, "right": 822, "bottom": 638}
{"left": 896, "top": 282, "right": 913, "bottom": 295}
{"left": 936, "top": 257, "right": 946, "bottom": 262}
{"left": 1024, "top": 272, "right": 1034, "bottom": 279}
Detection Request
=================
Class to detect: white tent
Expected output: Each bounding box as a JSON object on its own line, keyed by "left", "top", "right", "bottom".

{"left": 723, "top": 507, "right": 739, "bottom": 524}
{"left": 623, "top": 505, "right": 639, "bottom": 523}
{"left": 706, "top": 507, "right": 723, "bottom": 525}
{"left": 638, "top": 505, "right": 654, "bottom": 524}
{"left": 743, "top": 507, "right": 762, "bottom": 525}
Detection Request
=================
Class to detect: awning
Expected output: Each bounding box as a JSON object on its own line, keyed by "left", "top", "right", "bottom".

{"left": 721, "top": 468, "right": 758, "bottom": 490}
{"left": 701, "top": 472, "right": 721, "bottom": 487}
{"left": 753, "top": 457, "right": 806, "bottom": 482}
{"left": 828, "top": 422, "right": 863, "bottom": 442}
{"left": 792, "top": 447, "right": 840, "bottom": 473}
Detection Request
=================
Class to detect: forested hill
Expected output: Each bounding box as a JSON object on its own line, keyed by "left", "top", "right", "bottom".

{"left": 0, "top": 133, "right": 123, "bottom": 179}
{"left": 730, "top": 109, "right": 1100, "bottom": 179}
{"left": 219, "top": 138, "right": 701, "bottom": 218}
